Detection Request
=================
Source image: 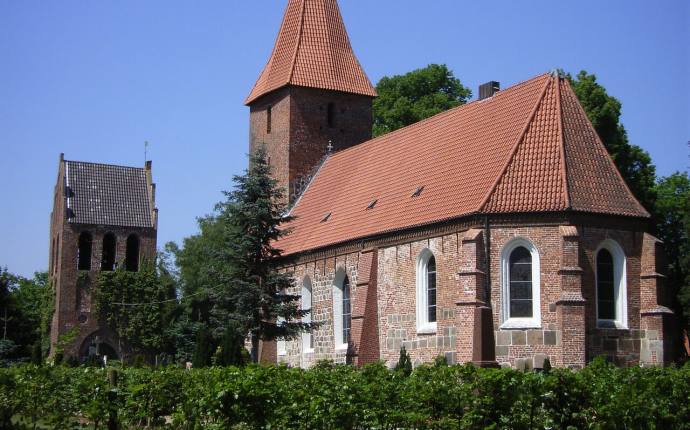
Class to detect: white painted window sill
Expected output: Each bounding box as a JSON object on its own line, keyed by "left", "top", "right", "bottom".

{"left": 500, "top": 319, "right": 541, "bottom": 330}
{"left": 597, "top": 320, "right": 628, "bottom": 330}
{"left": 416, "top": 323, "right": 437, "bottom": 335}
{"left": 335, "top": 344, "right": 348, "bottom": 351}
{"left": 302, "top": 348, "right": 315, "bottom": 354}
{"left": 277, "top": 351, "right": 287, "bottom": 356}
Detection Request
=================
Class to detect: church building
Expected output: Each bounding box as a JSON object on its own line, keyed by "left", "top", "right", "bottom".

{"left": 48, "top": 154, "right": 158, "bottom": 360}
{"left": 248, "top": 0, "right": 674, "bottom": 368}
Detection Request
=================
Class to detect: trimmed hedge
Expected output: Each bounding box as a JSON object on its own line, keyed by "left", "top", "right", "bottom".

{"left": 2, "top": 359, "right": 690, "bottom": 429}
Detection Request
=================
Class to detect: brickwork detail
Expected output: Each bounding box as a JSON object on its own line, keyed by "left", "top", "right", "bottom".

{"left": 249, "top": 86, "right": 372, "bottom": 204}
{"left": 48, "top": 156, "right": 157, "bottom": 359}
{"left": 276, "top": 216, "right": 670, "bottom": 368}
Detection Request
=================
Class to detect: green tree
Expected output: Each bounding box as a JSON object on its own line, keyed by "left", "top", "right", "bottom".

{"left": 372, "top": 63, "right": 472, "bottom": 137}
{"left": 569, "top": 71, "right": 657, "bottom": 212}
{"left": 192, "top": 326, "right": 213, "bottom": 368}
{"left": 207, "top": 147, "right": 314, "bottom": 362}
{"left": 654, "top": 173, "right": 690, "bottom": 338}
{"left": 0, "top": 269, "right": 51, "bottom": 362}
{"left": 94, "top": 262, "right": 176, "bottom": 358}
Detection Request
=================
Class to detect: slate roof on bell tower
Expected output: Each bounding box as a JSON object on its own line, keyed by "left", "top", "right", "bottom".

{"left": 245, "top": 0, "right": 377, "bottom": 104}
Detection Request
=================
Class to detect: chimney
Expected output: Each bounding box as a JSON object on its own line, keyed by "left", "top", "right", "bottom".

{"left": 479, "top": 81, "right": 500, "bottom": 100}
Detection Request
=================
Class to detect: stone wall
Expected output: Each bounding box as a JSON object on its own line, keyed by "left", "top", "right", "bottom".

{"left": 277, "top": 215, "right": 668, "bottom": 368}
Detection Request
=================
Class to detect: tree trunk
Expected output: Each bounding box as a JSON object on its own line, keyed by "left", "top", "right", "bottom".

{"left": 250, "top": 332, "right": 260, "bottom": 363}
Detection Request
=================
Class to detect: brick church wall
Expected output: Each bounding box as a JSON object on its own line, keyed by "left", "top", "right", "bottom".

{"left": 51, "top": 223, "right": 156, "bottom": 357}
{"left": 278, "top": 215, "right": 664, "bottom": 369}
{"left": 249, "top": 87, "right": 372, "bottom": 203}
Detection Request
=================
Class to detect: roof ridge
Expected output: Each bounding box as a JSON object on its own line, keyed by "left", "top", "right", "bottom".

{"left": 286, "top": 0, "right": 307, "bottom": 85}
{"left": 478, "top": 75, "right": 553, "bottom": 212}
{"left": 329, "top": 73, "right": 551, "bottom": 162}
{"left": 556, "top": 77, "right": 571, "bottom": 209}
{"left": 64, "top": 159, "right": 147, "bottom": 171}
{"left": 560, "top": 79, "right": 650, "bottom": 217}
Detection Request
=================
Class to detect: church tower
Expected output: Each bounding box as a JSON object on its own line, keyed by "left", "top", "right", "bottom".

{"left": 246, "top": 0, "right": 376, "bottom": 203}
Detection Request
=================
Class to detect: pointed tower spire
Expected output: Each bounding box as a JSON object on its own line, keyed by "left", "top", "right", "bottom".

{"left": 245, "top": 0, "right": 376, "bottom": 104}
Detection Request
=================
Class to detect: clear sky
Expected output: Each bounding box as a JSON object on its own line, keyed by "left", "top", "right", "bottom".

{"left": 1, "top": 0, "right": 688, "bottom": 278}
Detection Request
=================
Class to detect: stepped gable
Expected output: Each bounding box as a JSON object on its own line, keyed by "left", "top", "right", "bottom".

{"left": 278, "top": 72, "right": 648, "bottom": 256}
{"left": 245, "top": 0, "right": 376, "bottom": 104}
{"left": 64, "top": 160, "right": 153, "bottom": 228}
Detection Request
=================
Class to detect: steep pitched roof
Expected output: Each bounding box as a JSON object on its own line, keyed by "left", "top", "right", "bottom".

{"left": 245, "top": 0, "right": 376, "bottom": 105}
{"left": 64, "top": 160, "right": 155, "bottom": 228}
{"left": 277, "top": 72, "right": 648, "bottom": 256}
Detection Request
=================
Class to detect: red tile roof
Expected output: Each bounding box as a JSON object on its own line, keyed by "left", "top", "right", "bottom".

{"left": 278, "top": 73, "right": 649, "bottom": 256}
{"left": 245, "top": 0, "right": 376, "bottom": 105}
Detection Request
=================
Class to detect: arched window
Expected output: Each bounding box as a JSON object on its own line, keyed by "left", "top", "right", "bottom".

{"left": 77, "top": 232, "right": 92, "bottom": 270}
{"left": 500, "top": 238, "right": 541, "bottom": 328}
{"left": 125, "top": 234, "right": 140, "bottom": 272}
{"left": 332, "top": 268, "right": 350, "bottom": 349}
{"left": 342, "top": 276, "right": 351, "bottom": 345}
{"left": 302, "top": 276, "right": 314, "bottom": 352}
{"left": 596, "top": 240, "right": 627, "bottom": 328}
{"left": 277, "top": 287, "right": 287, "bottom": 356}
{"left": 416, "top": 249, "right": 437, "bottom": 333}
{"left": 327, "top": 102, "right": 335, "bottom": 128}
{"left": 101, "top": 233, "right": 116, "bottom": 271}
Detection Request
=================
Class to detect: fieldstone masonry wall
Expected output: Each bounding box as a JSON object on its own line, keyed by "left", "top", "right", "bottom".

{"left": 277, "top": 217, "right": 671, "bottom": 368}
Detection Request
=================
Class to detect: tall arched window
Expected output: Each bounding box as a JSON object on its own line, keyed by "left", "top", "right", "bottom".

{"left": 125, "top": 234, "right": 140, "bottom": 272}
{"left": 416, "top": 249, "right": 437, "bottom": 333}
{"left": 101, "top": 233, "right": 116, "bottom": 271}
{"left": 302, "top": 276, "right": 314, "bottom": 352}
{"left": 77, "top": 232, "right": 92, "bottom": 270}
{"left": 500, "top": 238, "right": 541, "bottom": 328}
{"left": 342, "top": 276, "right": 351, "bottom": 345}
{"left": 596, "top": 240, "right": 627, "bottom": 328}
{"left": 332, "top": 268, "right": 350, "bottom": 349}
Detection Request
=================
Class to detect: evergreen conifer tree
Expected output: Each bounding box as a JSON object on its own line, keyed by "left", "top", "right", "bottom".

{"left": 394, "top": 346, "right": 412, "bottom": 376}
{"left": 208, "top": 147, "right": 315, "bottom": 362}
{"left": 192, "top": 327, "right": 213, "bottom": 368}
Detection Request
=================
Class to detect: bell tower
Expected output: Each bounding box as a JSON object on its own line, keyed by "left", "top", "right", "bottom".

{"left": 246, "top": 0, "right": 376, "bottom": 203}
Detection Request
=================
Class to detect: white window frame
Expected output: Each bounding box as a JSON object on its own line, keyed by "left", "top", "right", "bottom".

{"left": 332, "top": 268, "right": 348, "bottom": 350}
{"left": 595, "top": 239, "right": 628, "bottom": 329}
{"left": 416, "top": 248, "right": 437, "bottom": 334}
{"left": 301, "top": 276, "right": 314, "bottom": 353}
{"left": 500, "top": 237, "right": 541, "bottom": 329}
{"left": 277, "top": 288, "right": 287, "bottom": 356}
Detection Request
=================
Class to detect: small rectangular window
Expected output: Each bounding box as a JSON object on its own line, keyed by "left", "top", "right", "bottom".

{"left": 327, "top": 103, "right": 335, "bottom": 128}
{"left": 266, "top": 106, "right": 272, "bottom": 134}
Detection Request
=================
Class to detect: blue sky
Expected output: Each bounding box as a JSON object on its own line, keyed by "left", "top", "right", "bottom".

{"left": 1, "top": 0, "right": 688, "bottom": 277}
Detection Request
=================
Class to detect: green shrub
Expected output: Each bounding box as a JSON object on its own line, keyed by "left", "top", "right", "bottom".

{"left": 1, "top": 361, "right": 689, "bottom": 429}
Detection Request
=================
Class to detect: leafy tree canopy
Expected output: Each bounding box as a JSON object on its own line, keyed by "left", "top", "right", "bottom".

{"left": 0, "top": 268, "right": 51, "bottom": 362}
{"left": 654, "top": 173, "right": 690, "bottom": 331}
{"left": 94, "top": 262, "right": 177, "bottom": 357}
{"left": 372, "top": 63, "right": 471, "bottom": 137}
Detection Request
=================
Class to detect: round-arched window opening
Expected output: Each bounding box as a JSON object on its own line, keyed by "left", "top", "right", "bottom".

{"left": 77, "top": 232, "right": 92, "bottom": 270}
{"left": 101, "top": 233, "right": 117, "bottom": 271}
{"left": 125, "top": 234, "right": 140, "bottom": 272}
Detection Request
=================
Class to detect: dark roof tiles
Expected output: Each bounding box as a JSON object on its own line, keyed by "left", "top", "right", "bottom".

{"left": 64, "top": 160, "right": 154, "bottom": 228}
